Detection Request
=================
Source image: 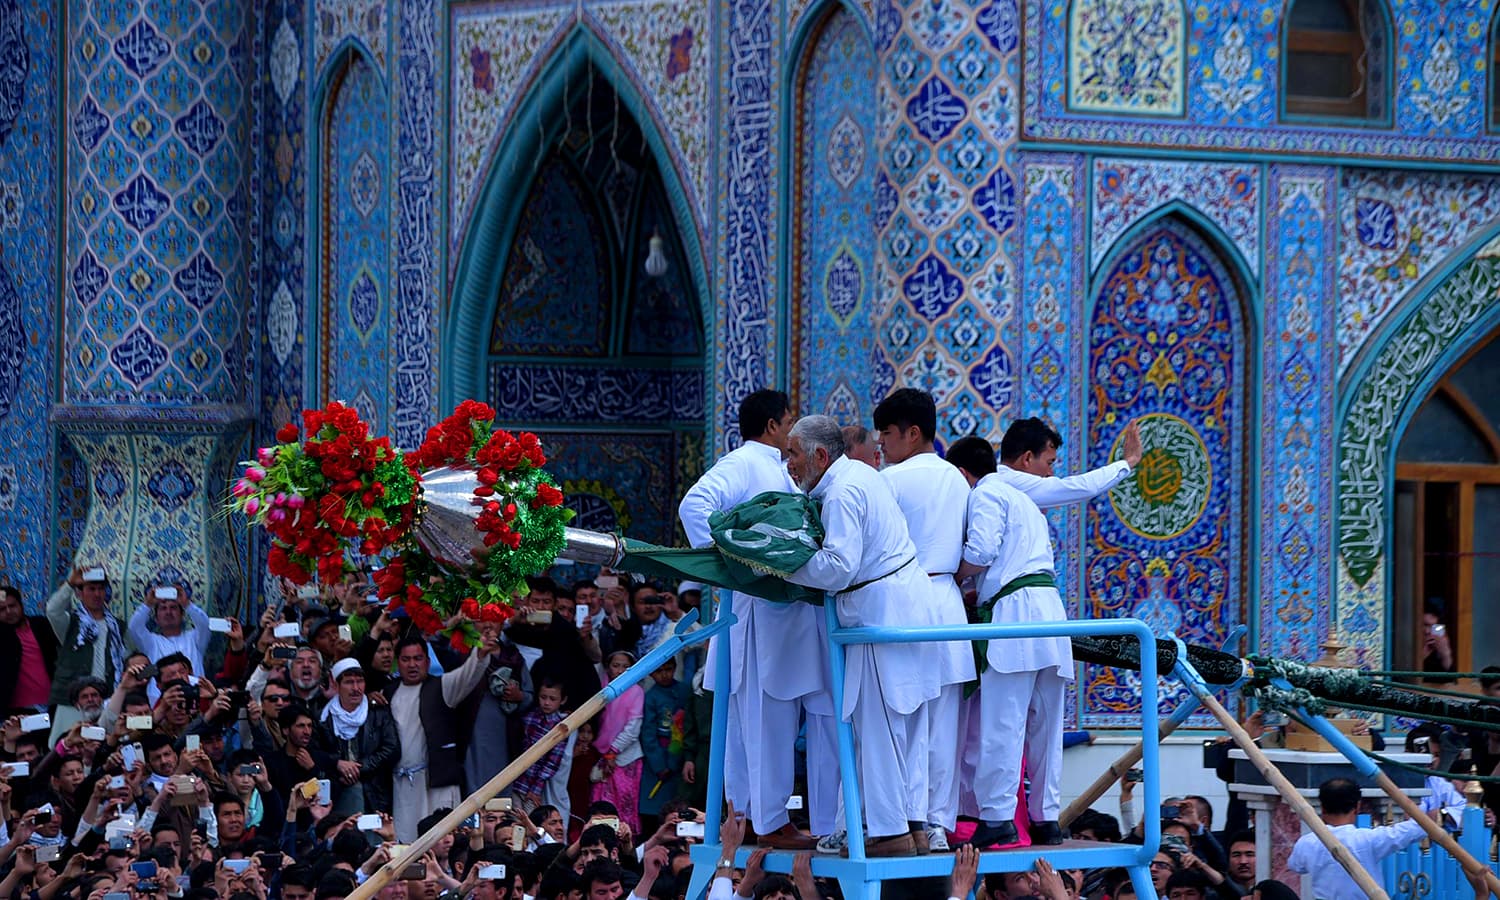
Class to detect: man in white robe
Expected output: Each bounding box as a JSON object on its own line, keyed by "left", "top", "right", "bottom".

{"left": 678, "top": 390, "right": 836, "bottom": 849}
{"left": 949, "top": 436, "right": 1070, "bottom": 848}
{"left": 386, "top": 634, "right": 493, "bottom": 841}
{"left": 785, "top": 415, "right": 942, "bottom": 857}
{"left": 872, "top": 388, "right": 975, "bottom": 852}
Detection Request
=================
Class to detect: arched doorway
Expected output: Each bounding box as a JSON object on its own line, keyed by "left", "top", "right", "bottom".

{"left": 1391, "top": 327, "right": 1500, "bottom": 676}
{"left": 455, "top": 56, "right": 707, "bottom": 551}
{"left": 1082, "top": 216, "right": 1252, "bottom": 722}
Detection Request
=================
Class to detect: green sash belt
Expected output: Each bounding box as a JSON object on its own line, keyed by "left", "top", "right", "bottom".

{"left": 967, "top": 572, "right": 1058, "bottom": 694}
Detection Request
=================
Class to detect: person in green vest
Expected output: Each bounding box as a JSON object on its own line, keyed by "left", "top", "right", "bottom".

{"left": 45, "top": 565, "right": 126, "bottom": 733}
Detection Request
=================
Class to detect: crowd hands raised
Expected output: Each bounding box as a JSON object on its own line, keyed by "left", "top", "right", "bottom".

{"left": 0, "top": 561, "right": 718, "bottom": 900}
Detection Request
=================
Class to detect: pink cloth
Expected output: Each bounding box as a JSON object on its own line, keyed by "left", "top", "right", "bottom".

{"left": 594, "top": 675, "right": 644, "bottom": 829}
{"left": 13, "top": 623, "right": 51, "bottom": 708}
{"left": 591, "top": 758, "right": 643, "bottom": 831}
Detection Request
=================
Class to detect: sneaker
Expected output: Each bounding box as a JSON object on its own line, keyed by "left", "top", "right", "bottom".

{"left": 925, "top": 824, "right": 951, "bottom": 852}
{"left": 816, "top": 829, "right": 847, "bottom": 855}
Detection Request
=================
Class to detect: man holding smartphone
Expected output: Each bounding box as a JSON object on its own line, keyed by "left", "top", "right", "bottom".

{"left": 46, "top": 565, "right": 126, "bottom": 727}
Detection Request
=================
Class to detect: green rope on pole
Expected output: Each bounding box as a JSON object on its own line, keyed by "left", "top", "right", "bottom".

{"left": 1359, "top": 678, "right": 1500, "bottom": 703}
{"left": 1247, "top": 684, "right": 1499, "bottom": 734}
{"left": 1357, "top": 670, "right": 1500, "bottom": 681}
{"left": 1280, "top": 711, "right": 1500, "bottom": 785}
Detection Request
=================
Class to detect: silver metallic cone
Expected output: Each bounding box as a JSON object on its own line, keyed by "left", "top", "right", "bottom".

{"left": 413, "top": 465, "right": 624, "bottom": 572}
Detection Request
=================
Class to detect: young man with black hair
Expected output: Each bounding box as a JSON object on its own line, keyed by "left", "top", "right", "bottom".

{"left": 995, "top": 417, "right": 1141, "bottom": 507}
{"left": 677, "top": 390, "right": 836, "bottom": 849}
{"left": 1287, "top": 777, "right": 1426, "bottom": 900}
{"left": 871, "top": 387, "right": 976, "bottom": 852}
{"left": 949, "top": 435, "right": 1069, "bottom": 848}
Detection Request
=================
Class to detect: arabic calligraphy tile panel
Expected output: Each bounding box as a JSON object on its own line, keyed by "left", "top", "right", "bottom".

{"left": 0, "top": 0, "right": 56, "bottom": 605}
{"left": 1336, "top": 245, "right": 1500, "bottom": 663}
{"left": 794, "top": 7, "right": 878, "bottom": 422}
{"left": 65, "top": 0, "right": 248, "bottom": 406}
{"left": 488, "top": 363, "right": 704, "bottom": 426}
{"left": 1335, "top": 170, "right": 1500, "bottom": 376}
{"left": 1024, "top": 0, "right": 1500, "bottom": 162}
{"left": 1082, "top": 219, "right": 1247, "bottom": 726}
{"left": 322, "top": 52, "right": 391, "bottom": 434}
{"left": 392, "top": 0, "right": 442, "bottom": 449}
{"left": 1261, "top": 166, "right": 1336, "bottom": 660}
{"left": 491, "top": 158, "right": 612, "bottom": 357}
{"left": 716, "top": 0, "right": 780, "bottom": 452}
{"left": 1090, "top": 158, "right": 1260, "bottom": 274}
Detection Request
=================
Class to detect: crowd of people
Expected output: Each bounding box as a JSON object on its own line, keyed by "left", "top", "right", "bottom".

{"left": 1, "top": 385, "right": 1497, "bottom": 900}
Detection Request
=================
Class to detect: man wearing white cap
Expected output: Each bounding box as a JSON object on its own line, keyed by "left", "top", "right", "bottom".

{"left": 46, "top": 565, "right": 126, "bottom": 727}
{"left": 320, "top": 658, "right": 400, "bottom": 815}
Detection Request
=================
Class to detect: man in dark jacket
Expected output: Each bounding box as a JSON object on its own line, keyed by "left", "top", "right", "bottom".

{"left": 0, "top": 585, "right": 57, "bottom": 715}
{"left": 318, "top": 658, "right": 399, "bottom": 815}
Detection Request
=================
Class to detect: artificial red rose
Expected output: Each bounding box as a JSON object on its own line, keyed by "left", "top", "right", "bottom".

{"left": 276, "top": 423, "right": 299, "bottom": 443}
{"left": 535, "top": 483, "right": 563, "bottom": 507}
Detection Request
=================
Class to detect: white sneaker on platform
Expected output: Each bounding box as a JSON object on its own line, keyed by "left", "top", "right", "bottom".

{"left": 925, "top": 825, "right": 951, "bottom": 852}
{"left": 816, "top": 829, "right": 847, "bottom": 855}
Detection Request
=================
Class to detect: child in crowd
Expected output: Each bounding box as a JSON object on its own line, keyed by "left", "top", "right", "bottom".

{"left": 591, "top": 651, "right": 645, "bottom": 830}
{"left": 513, "top": 678, "right": 569, "bottom": 814}
{"left": 567, "top": 718, "right": 601, "bottom": 842}
{"left": 638, "top": 658, "right": 688, "bottom": 833}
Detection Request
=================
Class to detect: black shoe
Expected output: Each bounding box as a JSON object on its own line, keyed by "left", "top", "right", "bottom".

{"left": 965, "top": 821, "right": 1018, "bottom": 848}
{"left": 1029, "top": 821, "right": 1069, "bottom": 845}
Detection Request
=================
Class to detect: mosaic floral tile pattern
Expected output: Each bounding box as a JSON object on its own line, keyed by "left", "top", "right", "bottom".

{"left": 793, "top": 7, "right": 878, "bottom": 423}
{"left": 1090, "top": 158, "right": 1259, "bottom": 274}
{"left": 1067, "top": 0, "right": 1184, "bottom": 114}
{"left": 1261, "top": 166, "right": 1336, "bottom": 661}
{"left": 312, "top": 0, "right": 386, "bottom": 78}
{"left": 65, "top": 0, "right": 249, "bottom": 406}
{"left": 1082, "top": 219, "right": 1248, "bottom": 724}
{"left": 1335, "top": 170, "right": 1500, "bottom": 376}
{"left": 322, "top": 53, "right": 391, "bottom": 433}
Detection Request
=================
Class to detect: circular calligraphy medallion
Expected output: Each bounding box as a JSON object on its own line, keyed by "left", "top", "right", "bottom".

{"left": 1109, "top": 413, "right": 1211, "bottom": 540}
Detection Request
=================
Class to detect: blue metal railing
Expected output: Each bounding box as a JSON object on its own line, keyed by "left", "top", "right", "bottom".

{"left": 688, "top": 610, "right": 1163, "bottom": 900}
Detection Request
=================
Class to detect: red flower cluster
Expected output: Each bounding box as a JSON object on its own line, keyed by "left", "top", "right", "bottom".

{"left": 476, "top": 500, "right": 523, "bottom": 549}
{"left": 473, "top": 429, "right": 546, "bottom": 482}
{"left": 459, "top": 596, "right": 514, "bottom": 625}
{"left": 408, "top": 400, "right": 497, "bottom": 470}
{"left": 533, "top": 482, "right": 564, "bottom": 509}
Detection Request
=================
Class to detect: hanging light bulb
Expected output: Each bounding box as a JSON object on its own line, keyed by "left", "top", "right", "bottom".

{"left": 644, "top": 228, "right": 669, "bottom": 277}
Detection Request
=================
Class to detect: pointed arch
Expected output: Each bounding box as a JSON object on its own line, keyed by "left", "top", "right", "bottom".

{"left": 445, "top": 27, "right": 713, "bottom": 408}
{"left": 1279, "top": 0, "right": 1392, "bottom": 123}
{"left": 306, "top": 43, "right": 392, "bottom": 430}
{"left": 1333, "top": 221, "right": 1500, "bottom": 662}
{"left": 782, "top": 1, "right": 879, "bottom": 420}
{"left": 1088, "top": 199, "right": 1260, "bottom": 294}
{"left": 1082, "top": 213, "right": 1256, "bottom": 723}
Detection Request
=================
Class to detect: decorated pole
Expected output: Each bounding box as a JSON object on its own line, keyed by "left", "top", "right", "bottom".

{"left": 1059, "top": 715, "right": 1187, "bottom": 828}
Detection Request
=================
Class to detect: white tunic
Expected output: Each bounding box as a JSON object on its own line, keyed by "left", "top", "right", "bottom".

{"left": 678, "top": 440, "right": 830, "bottom": 703}
{"left": 961, "top": 473, "right": 1072, "bottom": 678}
{"left": 991, "top": 460, "right": 1132, "bottom": 508}
{"left": 879, "top": 453, "right": 975, "bottom": 686}
{"left": 127, "top": 602, "right": 213, "bottom": 676}
{"left": 1287, "top": 819, "right": 1424, "bottom": 900}
{"left": 790, "top": 456, "right": 943, "bottom": 718}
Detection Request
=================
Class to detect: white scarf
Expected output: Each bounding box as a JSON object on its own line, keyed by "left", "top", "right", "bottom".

{"left": 321, "top": 696, "right": 368, "bottom": 740}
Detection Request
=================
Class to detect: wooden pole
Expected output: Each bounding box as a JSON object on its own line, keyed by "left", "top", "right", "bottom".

{"left": 1191, "top": 690, "right": 1390, "bottom": 900}
{"left": 346, "top": 692, "right": 608, "bottom": 900}
{"left": 1373, "top": 771, "right": 1500, "bottom": 899}
{"left": 1058, "top": 716, "right": 1185, "bottom": 828}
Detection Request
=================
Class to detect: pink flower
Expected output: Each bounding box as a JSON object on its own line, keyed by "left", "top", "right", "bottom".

{"left": 257, "top": 448, "right": 275, "bottom": 466}
{"left": 245, "top": 467, "right": 265, "bottom": 483}
{"left": 273, "top": 492, "right": 287, "bottom": 506}
{"left": 286, "top": 494, "right": 305, "bottom": 509}
{"left": 268, "top": 509, "right": 285, "bottom": 524}
{"left": 231, "top": 480, "right": 253, "bottom": 497}
{"left": 244, "top": 497, "right": 261, "bottom": 515}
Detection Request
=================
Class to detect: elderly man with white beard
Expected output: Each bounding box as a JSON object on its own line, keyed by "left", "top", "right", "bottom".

{"left": 783, "top": 415, "right": 942, "bottom": 858}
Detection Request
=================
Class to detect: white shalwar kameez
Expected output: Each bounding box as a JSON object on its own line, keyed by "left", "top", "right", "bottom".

{"left": 678, "top": 440, "right": 838, "bottom": 834}
{"left": 389, "top": 650, "right": 490, "bottom": 842}
{"left": 879, "top": 452, "right": 975, "bottom": 830}
{"left": 961, "top": 473, "right": 1070, "bottom": 824}
{"left": 789, "top": 456, "right": 943, "bottom": 838}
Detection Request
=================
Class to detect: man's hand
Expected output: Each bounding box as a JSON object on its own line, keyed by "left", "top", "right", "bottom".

{"left": 292, "top": 747, "right": 315, "bottom": 770}
{"left": 720, "top": 800, "right": 746, "bottom": 860}
{"left": 336, "top": 759, "right": 362, "bottom": 786}
{"left": 792, "top": 852, "right": 818, "bottom": 900}
{"left": 1121, "top": 421, "right": 1143, "bottom": 468}
{"left": 641, "top": 845, "right": 669, "bottom": 880}
{"left": 151, "top": 780, "right": 177, "bottom": 812}
{"left": 682, "top": 761, "right": 696, "bottom": 784}
{"left": 1242, "top": 710, "right": 1265, "bottom": 741}
{"left": 226, "top": 617, "right": 245, "bottom": 652}
{"left": 738, "top": 848, "right": 768, "bottom": 898}
{"left": 949, "top": 845, "right": 979, "bottom": 899}
{"left": 1035, "top": 859, "right": 1069, "bottom": 900}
